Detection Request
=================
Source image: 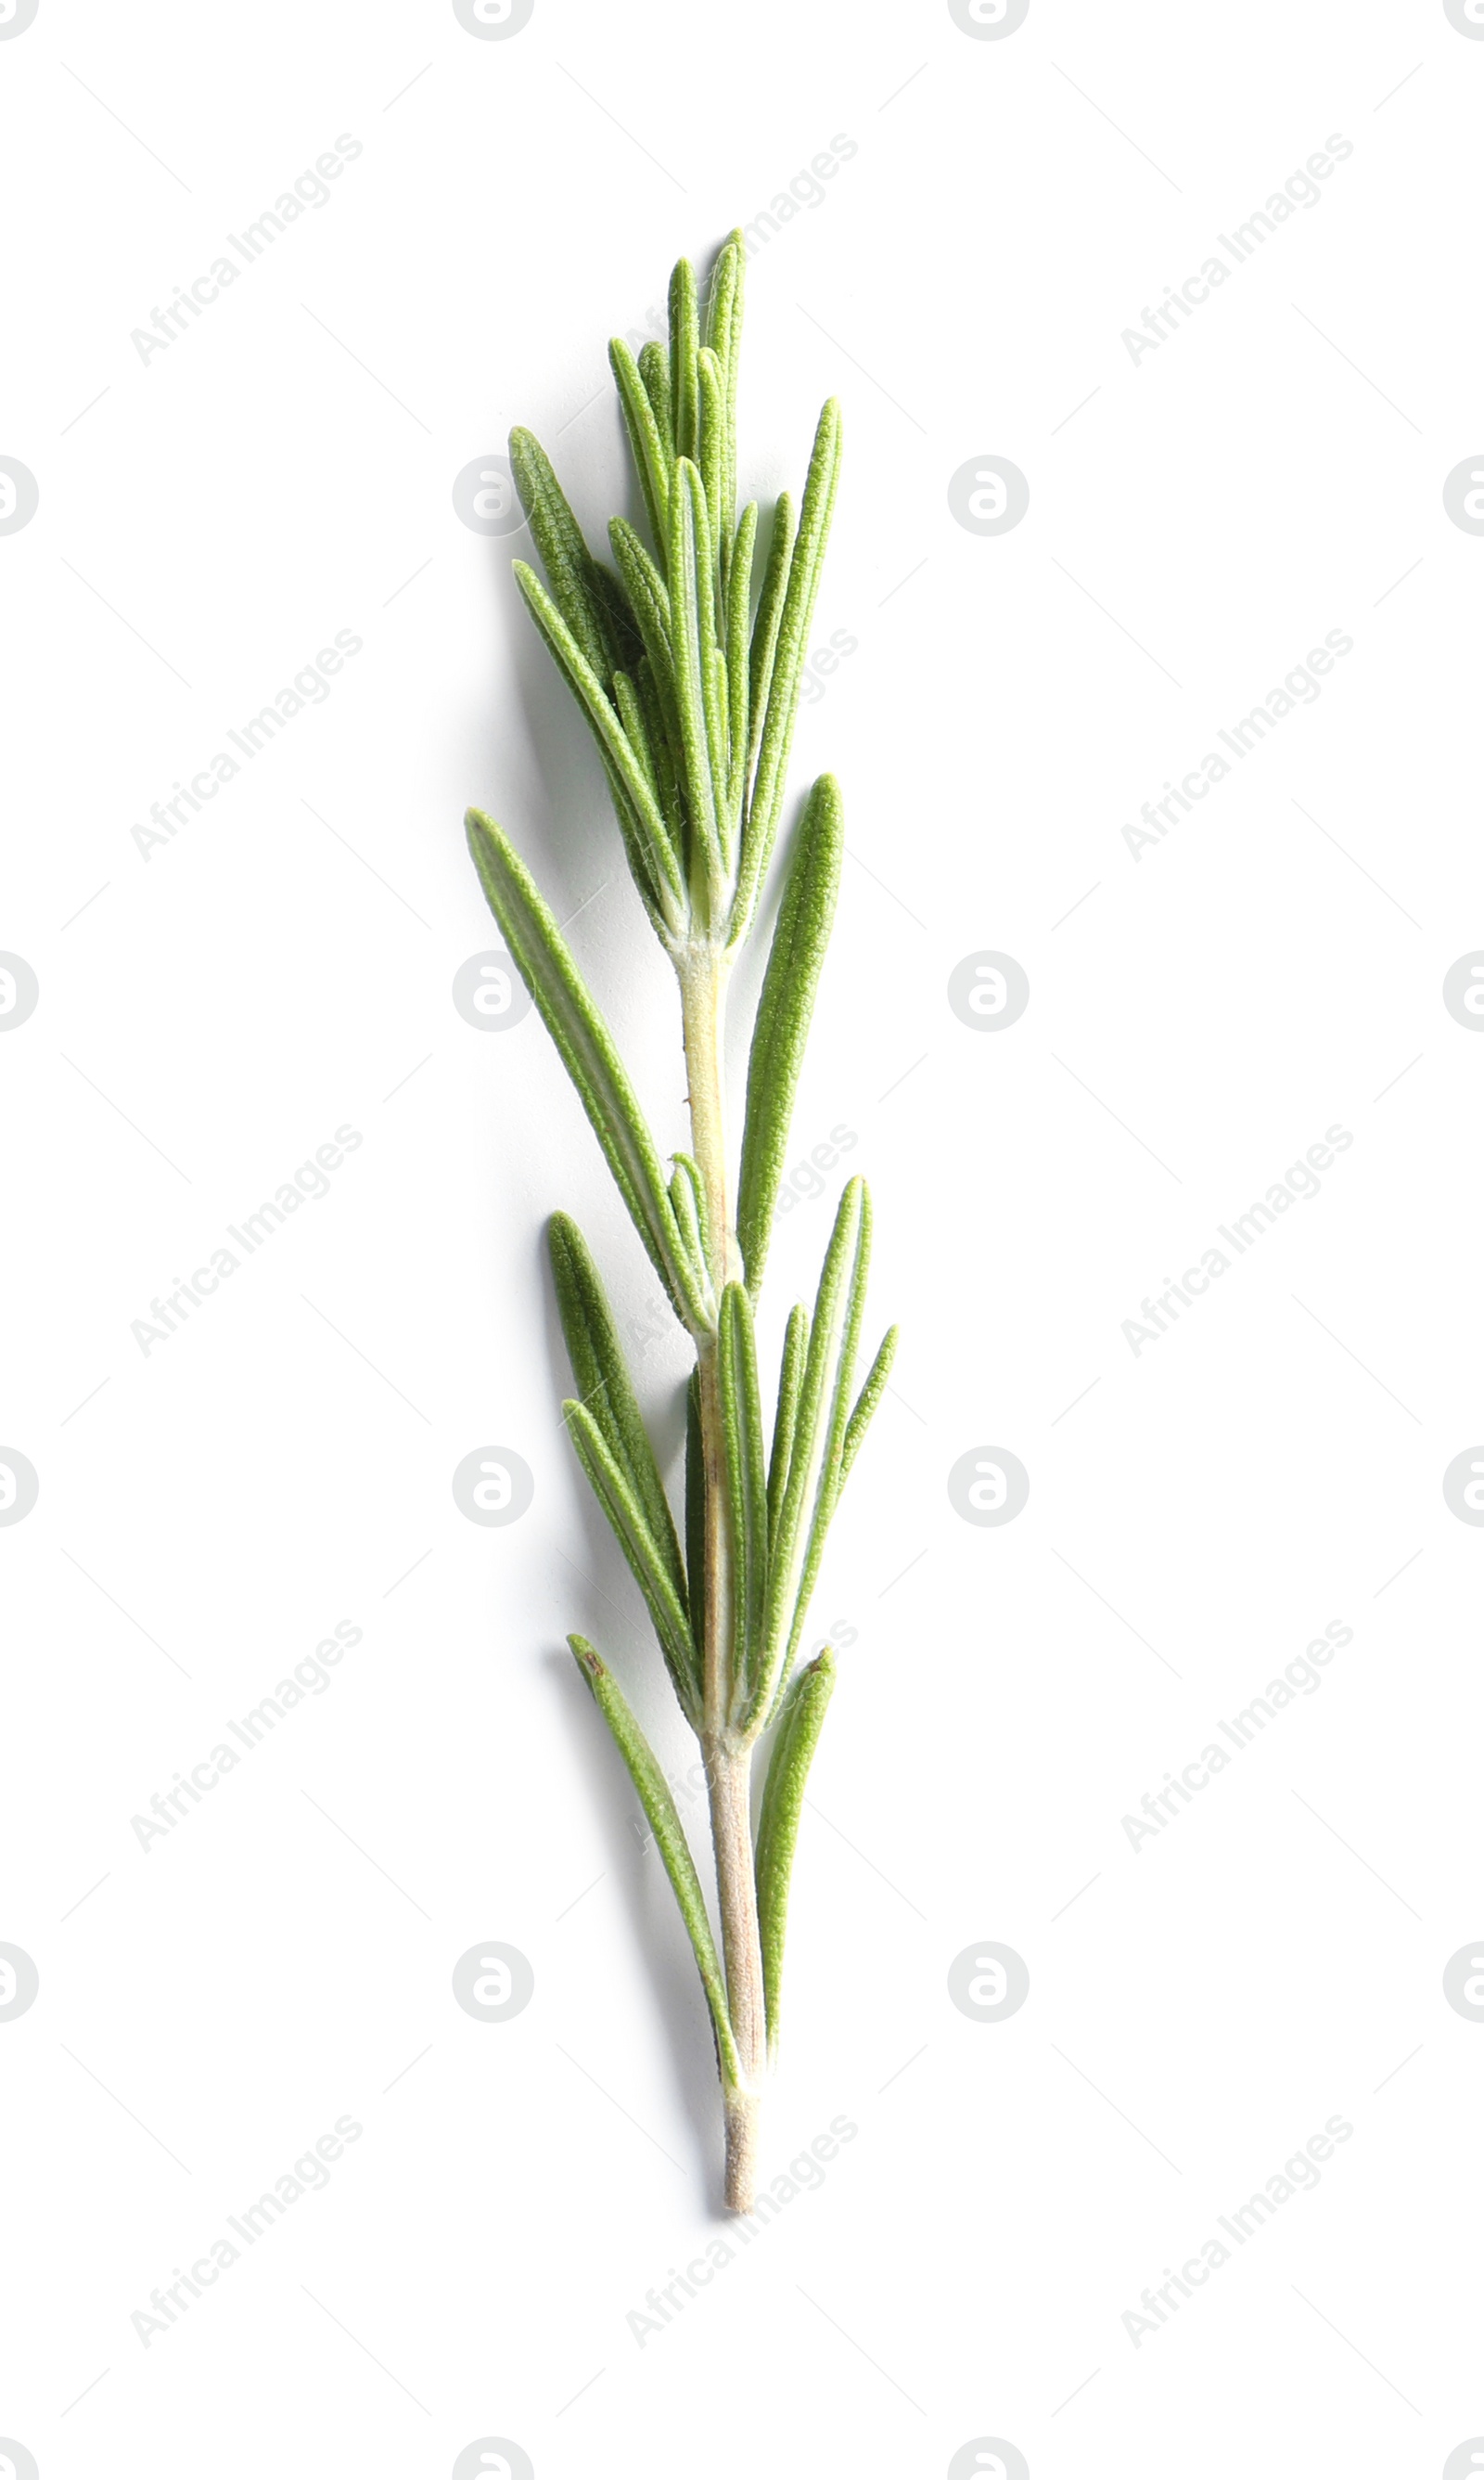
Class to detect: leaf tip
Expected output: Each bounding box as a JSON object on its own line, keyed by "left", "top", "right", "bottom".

{"left": 568, "top": 1633, "right": 604, "bottom": 1687}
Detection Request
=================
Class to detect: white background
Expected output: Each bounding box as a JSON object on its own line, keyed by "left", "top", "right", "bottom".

{"left": 4, "top": 1, "right": 1484, "bottom": 2473}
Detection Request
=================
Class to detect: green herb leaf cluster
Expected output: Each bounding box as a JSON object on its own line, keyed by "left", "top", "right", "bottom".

{"left": 467, "top": 231, "right": 895, "bottom": 2209}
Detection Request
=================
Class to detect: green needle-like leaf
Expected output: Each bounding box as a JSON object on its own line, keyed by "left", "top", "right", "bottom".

{"left": 548, "top": 1212, "right": 685, "bottom": 1600}
{"left": 772, "top": 1187, "right": 874, "bottom": 1708}
{"left": 684, "top": 1367, "right": 707, "bottom": 1651}
{"left": 719, "top": 1283, "right": 770, "bottom": 1717}
{"left": 608, "top": 337, "right": 671, "bottom": 556}
{"left": 704, "top": 231, "right": 745, "bottom": 557}
{"left": 587, "top": 561, "right": 643, "bottom": 679}
{"left": 511, "top": 562, "right": 685, "bottom": 924}
{"left": 668, "top": 256, "right": 700, "bottom": 466}
{"left": 668, "top": 459, "right": 725, "bottom": 906}
{"left": 466, "top": 808, "right": 711, "bottom": 1330}
{"left": 570, "top": 1636, "right": 739, "bottom": 2080}
{"left": 705, "top": 643, "right": 733, "bottom": 880}
{"left": 724, "top": 502, "right": 758, "bottom": 829}
{"left": 639, "top": 339, "right": 673, "bottom": 467}
{"left": 842, "top": 1324, "right": 899, "bottom": 1476}
{"left": 767, "top": 1302, "right": 810, "bottom": 1546}
{"left": 746, "top": 493, "right": 796, "bottom": 791}
{"left": 509, "top": 426, "right": 616, "bottom": 687}
{"left": 697, "top": 345, "right": 726, "bottom": 578}
{"left": 736, "top": 774, "right": 844, "bottom": 1291}
{"left": 612, "top": 671, "right": 660, "bottom": 800}
{"left": 669, "top": 1158, "right": 707, "bottom": 1282}
{"left": 608, "top": 521, "right": 680, "bottom": 735}
{"left": 564, "top": 1399, "right": 702, "bottom": 1723}
{"left": 632, "top": 655, "right": 682, "bottom": 838}
{"left": 745, "top": 1175, "right": 872, "bottom": 1732}
{"left": 736, "top": 399, "right": 843, "bottom": 936}
{"left": 754, "top": 1647, "right": 836, "bottom": 2056}
{"left": 669, "top": 1150, "right": 712, "bottom": 1269}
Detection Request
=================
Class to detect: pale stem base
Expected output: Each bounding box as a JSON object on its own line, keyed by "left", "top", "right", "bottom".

{"left": 705, "top": 1738, "right": 766, "bottom": 2210}
{"left": 723, "top": 2081, "right": 762, "bottom": 2214}
{"left": 684, "top": 942, "right": 770, "bottom": 2210}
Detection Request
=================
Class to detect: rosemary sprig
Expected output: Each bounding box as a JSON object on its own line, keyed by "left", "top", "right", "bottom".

{"left": 466, "top": 231, "right": 895, "bottom": 2211}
